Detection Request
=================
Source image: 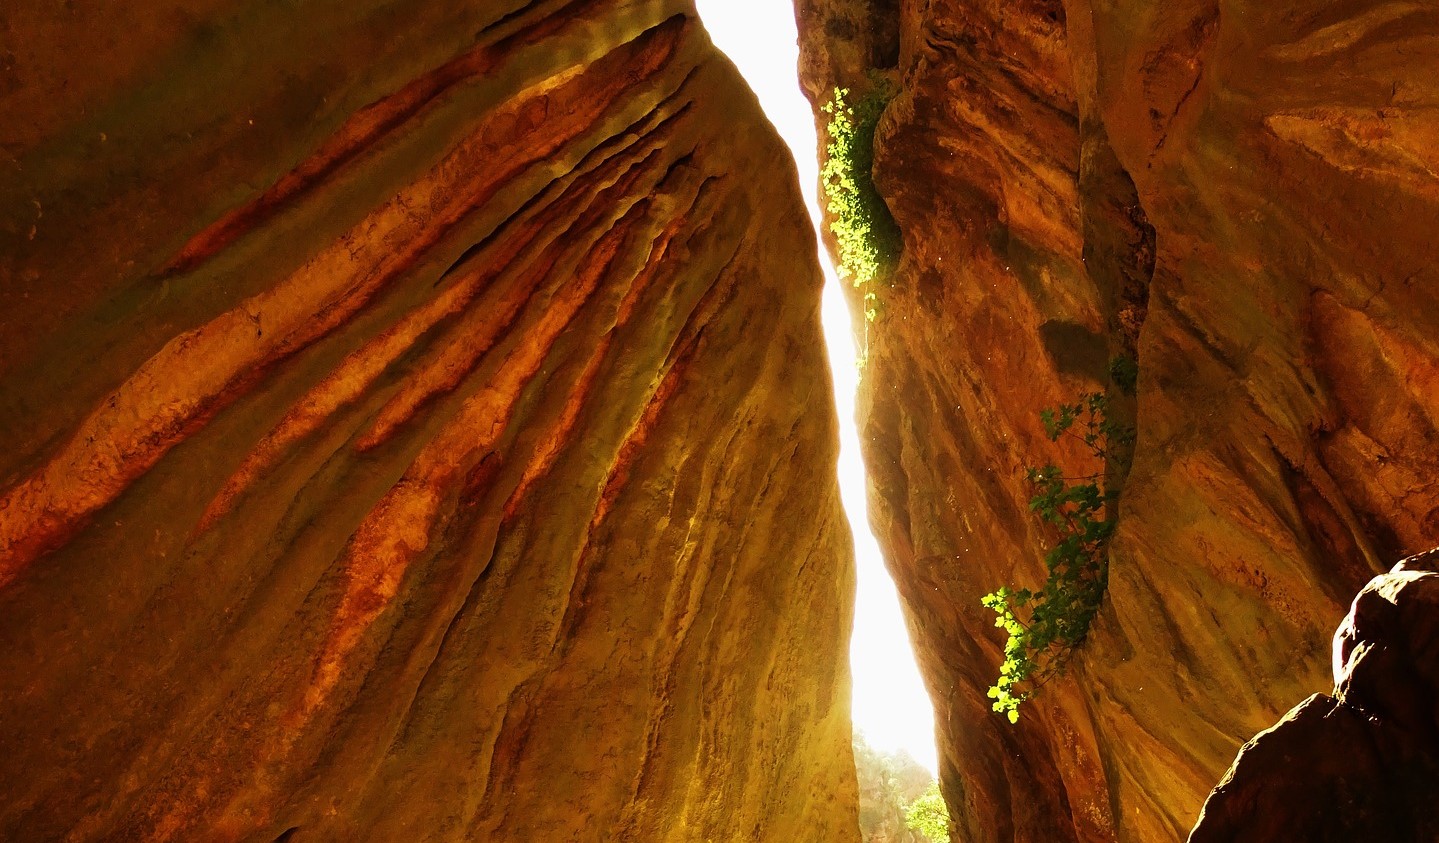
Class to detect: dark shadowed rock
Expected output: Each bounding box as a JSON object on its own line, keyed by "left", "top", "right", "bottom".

{"left": 1190, "top": 547, "right": 1439, "bottom": 842}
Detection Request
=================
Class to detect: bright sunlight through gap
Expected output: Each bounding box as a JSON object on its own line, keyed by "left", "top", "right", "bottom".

{"left": 694, "top": 0, "right": 938, "bottom": 774}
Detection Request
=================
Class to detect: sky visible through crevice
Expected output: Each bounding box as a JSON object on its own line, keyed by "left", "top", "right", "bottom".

{"left": 693, "top": 1, "right": 938, "bottom": 774}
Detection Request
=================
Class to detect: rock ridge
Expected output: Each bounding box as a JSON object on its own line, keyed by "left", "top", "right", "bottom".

{"left": 0, "top": 2, "right": 860, "bottom": 840}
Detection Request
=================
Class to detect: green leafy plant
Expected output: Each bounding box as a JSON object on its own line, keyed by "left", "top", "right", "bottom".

{"left": 1108, "top": 355, "right": 1139, "bottom": 395}
{"left": 821, "top": 84, "right": 900, "bottom": 342}
{"left": 981, "top": 392, "right": 1134, "bottom": 723}
{"left": 903, "top": 781, "right": 951, "bottom": 843}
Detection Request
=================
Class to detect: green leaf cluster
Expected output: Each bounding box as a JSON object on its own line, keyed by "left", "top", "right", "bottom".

{"left": 903, "top": 781, "right": 951, "bottom": 843}
{"left": 982, "top": 392, "right": 1134, "bottom": 723}
{"left": 1108, "top": 355, "right": 1139, "bottom": 395}
{"left": 821, "top": 85, "right": 901, "bottom": 326}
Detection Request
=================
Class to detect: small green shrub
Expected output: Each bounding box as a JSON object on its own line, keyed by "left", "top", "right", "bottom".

{"left": 981, "top": 392, "right": 1133, "bottom": 723}
{"left": 903, "top": 781, "right": 951, "bottom": 843}
{"left": 1108, "top": 355, "right": 1139, "bottom": 396}
{"left": 821, "top": 85, "right": 900, "bottom": 326}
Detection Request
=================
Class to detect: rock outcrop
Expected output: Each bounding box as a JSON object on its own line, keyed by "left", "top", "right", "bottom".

{"left": 0, "top": 2, "right": 859, "bottom": 840}
{"left": 1189, "top": 547, "right": 1439, "bottom": 843}
{"left": 797, "top": 1, "right": 1439, "bottom": 840}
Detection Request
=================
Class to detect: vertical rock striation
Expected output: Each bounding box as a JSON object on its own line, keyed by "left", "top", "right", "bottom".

{"left": 0, "top": 2, "right": 859, "bottom": 840}
{"left": 798, "top": 0, "right": 1439, "bottom": 840}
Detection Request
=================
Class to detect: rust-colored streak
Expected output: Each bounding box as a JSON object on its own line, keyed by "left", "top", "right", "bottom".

{"left": 200, "top": 107, "right": 689, "bottom": 528}
{"left": 159, "top": 0, "right": 605, "bottom": 277}
{"left": 293, "top": 198, "right": 653, "bottom": 726}
{"left": 470, "top": 690, "right": 542, "bottom": 837}
{"left": 501, "top": 335, "right": 617, "bottom": 524}
{"left": 585, "top": 202, "right": 734, "bottom": 537}
{"left": 146, "top": 129, "right": 676, "bottom": 843}
{"left": 555, "top": 227, "right": 743, "bottom": 641}
{"left": 0, "top": 18, "right": 687, "bottom": 590}
{"left": 355, "top": 146, "right": 672, "bottom": 452}
{"left": 501, "top": 168, "right": 706, "bottom": 521}
{"left": 497, "top": 255, "right": 660, "bottom": 523}
{"left": 294, "top": 478, "right": 444, "bottom": 721}
{"left": 553, "top": 321, "right": 699, "bottom": 642}
{"left": 195, "top": 268, "right": 507, "bottom": 533}
{"left": 596, "top": 330, "right": 696, "bottom": 526}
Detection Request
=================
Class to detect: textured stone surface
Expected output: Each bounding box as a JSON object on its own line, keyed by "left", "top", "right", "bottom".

{"left": 0, "top": 2, "right": 859, "bottom": 840}
{"left": 797, "top": 1, "right": 1439, "bottom": 840}
{"left": 1189, "top": 547, "right": 1439, "bottom": 842}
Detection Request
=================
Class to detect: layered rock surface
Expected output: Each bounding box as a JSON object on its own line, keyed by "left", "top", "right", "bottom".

{"left": 798, "top": 1, "right": 1439, "bottom": 840}
{"left": 1190, "top": 547, "right": 1439, "bottom": 842}
{"left": 0, "top": 2, "right": 859, "bottom": 840}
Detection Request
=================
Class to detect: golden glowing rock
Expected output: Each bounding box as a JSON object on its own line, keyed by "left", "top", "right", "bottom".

{"left": 0, "top": 4, "right": 858, "bottom": 840}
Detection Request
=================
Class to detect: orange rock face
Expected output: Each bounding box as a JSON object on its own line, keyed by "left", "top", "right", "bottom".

{"left": 0, "top": 3, "right": 858, "bottom": 840}
{"left": 798, "top": 1, "right": 1439, "bottom": 840}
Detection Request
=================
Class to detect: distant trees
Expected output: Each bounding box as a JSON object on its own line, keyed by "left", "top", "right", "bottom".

{"left": 852, "top": 733, "right": 935, "bottom": 843}
{"left": 903, "top": 781, "right": 950, "bottom": 843}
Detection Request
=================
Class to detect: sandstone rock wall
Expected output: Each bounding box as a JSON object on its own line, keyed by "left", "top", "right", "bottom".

{"left": 797, "top": 1, "right": 1439, "bottom": 840}
{"left": 0, "top": 2, "right": 859, "bottom": 840}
